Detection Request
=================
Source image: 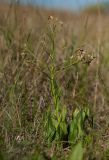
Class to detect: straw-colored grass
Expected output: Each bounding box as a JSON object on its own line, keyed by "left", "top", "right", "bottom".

{"left": 0, "top": 3, "right": 109, "bottom": 160}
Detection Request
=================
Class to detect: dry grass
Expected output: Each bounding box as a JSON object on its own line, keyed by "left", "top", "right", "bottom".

{"left": 0, "top": 3, "right": 109, "bottom": 160}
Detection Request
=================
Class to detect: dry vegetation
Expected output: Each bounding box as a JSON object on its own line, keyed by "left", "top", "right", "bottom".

{"left": 0, "top": 3, "right": 109, "bottom": 160}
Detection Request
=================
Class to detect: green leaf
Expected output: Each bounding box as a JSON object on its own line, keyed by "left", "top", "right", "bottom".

{"left": 68, "top": 142, "right": 84, "bottom": 160}
{"left": 61, "top": 106, "right": 67, "bottom": 121}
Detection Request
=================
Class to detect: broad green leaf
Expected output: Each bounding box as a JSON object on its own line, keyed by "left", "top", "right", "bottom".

{"left": 69, "top": 142, "right": 84, "bottom": 160}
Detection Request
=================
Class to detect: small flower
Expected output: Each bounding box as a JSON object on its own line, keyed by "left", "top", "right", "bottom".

{"left": 16, "top": 134, "right": 24, "bottom": 143}
{"left": 70, "top": 48, "right": 86, "bottom": 60}
{"left": 48, "top": 15, "right": 54, "bottom": 21}
{"left": 16, "top": 135, "right": 22, "bottom": 143}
